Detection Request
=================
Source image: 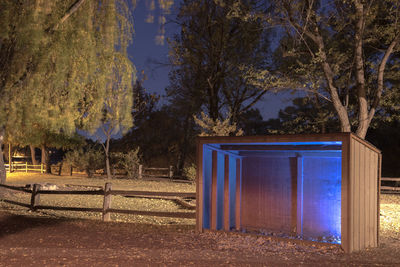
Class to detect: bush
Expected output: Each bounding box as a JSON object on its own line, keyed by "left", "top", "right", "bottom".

{"left": 112, "top": 148, "right": 141, "bottom": 179}
{"left": 64, "top": 147, "right": 104, "bottom": 177}
{"left": 183, "top": 163, "right": 197, "bottom": 181}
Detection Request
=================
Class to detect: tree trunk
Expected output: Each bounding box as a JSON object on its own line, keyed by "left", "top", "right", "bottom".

{"left": 41, "top": 144, "right": 51, "bottom": 173}
{"left": 354, "top": 2, "right": 368, "bottom": 139}
{"left": 3, "top": 143, "right": 9, "bottom": 163}
{"left": 177, "top": 115, "right": 192, "bottom": 176}
{"left": 105, "top": 136, "right": 111, "bottom": 179}
{"left": 0, "top": 130, "right": 7, "bottom": 185}
{"left": 45, "top": 150, "right": 51, "bottom": 173}
{"left": 58, "top": 161, "right": 63, "bottom": 176}
{"left": 105, "top": 155, "right": 111, "bottom": 179}
{"left": 30, "top": 145, "right": 38, "bottom": 165}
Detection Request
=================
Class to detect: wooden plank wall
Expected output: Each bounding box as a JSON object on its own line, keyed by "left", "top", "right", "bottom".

{"left": 202, "top": 148, "right": 241, "bottom": 231}
{"left": 302, "top": 157, "right": 342, "bottom": 239}
{"left": 241, "top": 157, "right": 294, "bottom": 233}
{"left": 350, "top": 138, "right": 379, "bottom": 251}
{"left": 235, "top": 159, "right": 241, "bottom": 230}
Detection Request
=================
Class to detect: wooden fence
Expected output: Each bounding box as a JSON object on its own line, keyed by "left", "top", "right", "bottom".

{"left": 5, "top": 163, "right": 45, "bottom": 173}
{"left": 138, "top": 165, "right": 173, "bottom": 179}
{"left": 0, "top": 183, "right": 196, "bottom": 221}
{"left": 381, "top": 177, "right": 400, "bottom": 193}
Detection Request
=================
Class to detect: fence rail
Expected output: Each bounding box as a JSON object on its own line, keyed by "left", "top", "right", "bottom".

{"left": 138, "top": 165, "right": 173, "bottom": 179}
{"left": 381, "top": 177, "right": 400, "bottom": 193}
{"left": 5, "top": 163, "right": 45, "bottom": 173}
{"left": 0, "top": 183, "right": 196, "bottom": 221}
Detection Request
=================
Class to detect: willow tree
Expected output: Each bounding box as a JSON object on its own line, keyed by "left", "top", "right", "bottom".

{"left": 0, "top": 0, "right": 135, "bottom": 184}
{"left": 94, "top": 54, "right": 135, "bottom": 179}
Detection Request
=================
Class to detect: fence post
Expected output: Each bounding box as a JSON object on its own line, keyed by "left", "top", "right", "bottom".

{"left": 41, "top": 164, "right": 43, "bottom": 174}
{"left": 30, "top": 184, "right": 41, "bottom": 211}
{"left": 169, "top": 166, "right": 173, "bottom": 179}
{"left": 25, "top": 162, "right": 28, "bottom": 173}
{"left": 138, "top": 165, "right": 143, "bottom": 179}
{"left": 102, "top": 182, "right": 112, "bottom": 222}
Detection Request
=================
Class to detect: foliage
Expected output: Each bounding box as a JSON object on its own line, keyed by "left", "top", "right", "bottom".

{"left": 183, "top": 163, "right": 197, "bottom": 181}
{"left": 237, "top": 109, "right": 268, "bottom": 135}
{"left": 110, "top": 82, "right": 164, "bottom": 164}
{"left": 168, "top": 0, "right": 269, "bottom": 122}
{"left": 266, "top": 97, "right": 339, "bottom": 135}
{"left": 113, "top": 105, "right": 193, "bottom": 168}
{"left": 112, "top": 148, "right": 141, "bottom": 179}
{"left": 194, "top": 112, "right": 243, "bottom": 136}
{"left": 228, "top": 0, "right": 400, "bottom": 138}
{"left": 367, "top": 120, "right": 400, "bottom": 177}
{"left": 0, "top": 0, "right": 136, "bottom": 183}
{"left": 64, "top": 146, "right": 104, "bottom": 178}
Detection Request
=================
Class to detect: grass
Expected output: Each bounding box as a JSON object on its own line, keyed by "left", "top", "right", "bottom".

{"left": 1, "top": 172, "right": 196, "bottom": 225}
{"left": 1, "top": 172, "right": 400, "bottom": 239}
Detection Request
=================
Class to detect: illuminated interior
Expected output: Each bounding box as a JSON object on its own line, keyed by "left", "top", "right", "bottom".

{"left": 202, "top": 141, "right": 342, "bottom": 244}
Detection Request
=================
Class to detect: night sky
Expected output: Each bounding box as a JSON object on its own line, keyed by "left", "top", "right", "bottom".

{"left": 129, "top": 0, "right": 296, "bottom": 120}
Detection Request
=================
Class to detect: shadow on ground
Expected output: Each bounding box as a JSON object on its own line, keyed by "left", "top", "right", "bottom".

{"left": 0, "top": 212, "right": 70, "bottom": 239}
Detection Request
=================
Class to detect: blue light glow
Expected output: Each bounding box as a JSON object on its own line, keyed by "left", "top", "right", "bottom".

{"left": 302, "top": 156, "right": 342, "bottom": 243}
{"left": 216, "top": 152, "right": 225, "bottom": 230}
{"left": 202, "top": 147, "right": 212, "bottom": 229}
{"left": 202, "top": 141, "right": 342, "bottom": 244}
{"left": 229, "top": 157, "right": 237, "bottom": 228}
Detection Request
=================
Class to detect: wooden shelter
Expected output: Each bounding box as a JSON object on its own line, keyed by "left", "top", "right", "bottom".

{"left": 196, "top": 133, "right": 381, "bottom": 253}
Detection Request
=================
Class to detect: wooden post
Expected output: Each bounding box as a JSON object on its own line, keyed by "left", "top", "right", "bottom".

{"left": 138, "top": 165, "right": 143, "bottom": 179}
{"left": 223, "top": 155, "right": 230, "bottom": 231}
{"left": 25, "top": 162, "right": 28, "bottom": 173}
{"left": 169, "top": 166, "right": 173, "bottom": 179}
{"left": 103, "top": 182, "right": 112, "bottom": 222}
{"left": 235, "top": 158, "right": 241, "bottom": 231}
{"left": 40, "top": 164, "right": 43, "bottom": 174}
{"left": 30, "top": 184, "right": 41, "bottom": 211}
{"left": 296, "top": 156, "right": 304, "bottom": 236}
{"left": 8, "top": 143, "right": 11, "bottom": 172}
{"left": 291, "top": 157, "right": 298, "bottom": 235}
{"left": 211, "top": 150, "right": 218, "bottom": 230}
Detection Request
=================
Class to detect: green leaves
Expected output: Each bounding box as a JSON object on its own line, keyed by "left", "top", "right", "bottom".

{"left": 0, "top": 0, "right": 136, "bottom": 142}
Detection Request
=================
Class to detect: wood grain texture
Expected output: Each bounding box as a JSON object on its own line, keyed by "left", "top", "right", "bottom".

{"left": 224, "top": 155, "right": 230, "bottom": 231}
{"left": 341, "top": 135, "right": 350, "bottom": 253}
{"left": 241, "top": 157, "right": 293, "bottom": 233}
{"left": 235, "top": 158, "right": 241, "bottom": 231}
{"left": 196, "top": 141, "right": 204, "bottom": 231}
{"left": 211, "top": 150, "right": 218, "bottom": 230}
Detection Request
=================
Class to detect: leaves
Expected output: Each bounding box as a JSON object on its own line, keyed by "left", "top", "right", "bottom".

{"left": 194, "top": 112, "right": 243, "bottom": 136}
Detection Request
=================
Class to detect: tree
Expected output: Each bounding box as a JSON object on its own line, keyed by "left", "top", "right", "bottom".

{"left": 109, "top": 81, "right": 160, "bottom": 162}
{"left": 168, "top": 0, "right": 269, "bottom": 122}
{"left": 237, "top": 108, "right": 269, "bottom": 135}
{"left": 264, "top": 97, "right": 339, "bottom": 135}
{"left": 95, "top": 56, "right": 135, "bottom": 179}
{"left": 262, "top": 0, "right": 400, "bottom": 138}
{"left": 194, "top": 112, "right": 243, "bottom": 136}
{"left": 0, "top": 0, "right": 135, "bottom": 183}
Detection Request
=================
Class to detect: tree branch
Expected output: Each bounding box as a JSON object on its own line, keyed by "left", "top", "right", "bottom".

{"left": 368, "top": 32, "right": 400, "bottom": 124}
{"left": 53, "top": 0, "right": 87, "bottom": 31}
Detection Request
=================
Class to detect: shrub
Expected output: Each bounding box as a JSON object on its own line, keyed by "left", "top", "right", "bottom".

{"left": 183, "top": 163, "right": 197, "bottom": 181}
{"left": 64, "top": 147, "right": 104, "bottom": 177}
{"left": 112, "top": 148, "right": 141, "bottom": 179}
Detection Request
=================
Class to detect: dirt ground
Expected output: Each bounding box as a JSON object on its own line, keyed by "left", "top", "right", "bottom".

{"left": 0, "top": 174, "right": 399, "bottom": 266}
